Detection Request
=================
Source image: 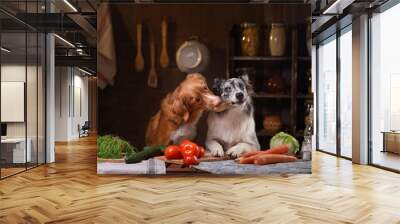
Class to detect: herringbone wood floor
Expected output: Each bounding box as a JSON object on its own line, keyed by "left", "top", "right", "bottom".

{"left": 1, "top": 136, "right": 400, "bottom": 224}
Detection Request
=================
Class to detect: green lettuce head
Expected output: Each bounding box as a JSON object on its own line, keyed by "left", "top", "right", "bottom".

{"left": 270, "top": 132, "right": 300, "bottom": 155}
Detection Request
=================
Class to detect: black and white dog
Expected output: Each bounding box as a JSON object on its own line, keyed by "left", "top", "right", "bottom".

{"left": 206, "top": 75, "right": 260, "bottom": 158}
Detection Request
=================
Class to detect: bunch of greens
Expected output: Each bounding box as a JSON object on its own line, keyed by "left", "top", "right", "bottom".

{"left": 270, "top": 132, "right": 300, "bottom": 155}
{"left": 97, "top": 135, "right": 137, "bottom": 159}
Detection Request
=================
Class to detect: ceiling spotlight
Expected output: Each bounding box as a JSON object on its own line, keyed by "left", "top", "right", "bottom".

{"left": 1, "top": 47, "right": 11, "bottom": 53}
{"left": 63, "top": 0, "right": 78, "bottom": 12}
{"left": 54, "top": 34, "right": 75, "bottom": 48}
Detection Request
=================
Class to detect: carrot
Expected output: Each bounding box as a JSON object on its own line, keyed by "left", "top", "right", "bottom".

{"left": 253, "top": 154, "right": 297, "bottom": 165}
{"left": 241, "top": 151, "right": 261, "bottom": 158}
{"left": 242, "top": 144, "right": 289, "bottom": 158}
{"left": 239, "top": 155, "right": 258, "bottom": 164}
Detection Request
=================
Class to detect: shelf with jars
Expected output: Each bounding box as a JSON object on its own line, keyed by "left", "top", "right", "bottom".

{"left": 227, "top": 22, "right": 312, "bottom": 149}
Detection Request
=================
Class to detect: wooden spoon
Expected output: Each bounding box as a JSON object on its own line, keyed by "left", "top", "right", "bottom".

{"left": 147, "top": 41, "right": 158, "bottom": 88}
{"left": 160, "top": 17, "right": 169, "bottom": 68}
{"left": 134, "top": 23, "right": 144, "bottom": 72}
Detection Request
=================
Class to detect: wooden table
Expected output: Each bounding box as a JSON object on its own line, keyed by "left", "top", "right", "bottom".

{"left": 97, "top": 155, "right": 311, "bottom": 175}
{"left": 381, "top": 131, "right": 400, "bottom": 154}
{"left": 1, "top": 138, "right": 32, "bottom": 165}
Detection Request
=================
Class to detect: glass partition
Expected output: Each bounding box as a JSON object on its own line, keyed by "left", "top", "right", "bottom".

{"left": 1, "top": 31, "right": 28, "bottom": 177}
{"left": 0, "top": 2, "right": 46, "bottom": 179}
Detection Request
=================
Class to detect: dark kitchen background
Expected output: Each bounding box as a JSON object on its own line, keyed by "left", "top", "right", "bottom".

{"left": 98, "top": 4, "right": 311, "bottom": 149}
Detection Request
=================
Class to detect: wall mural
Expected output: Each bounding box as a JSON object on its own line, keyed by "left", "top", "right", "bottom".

{"left": 97, "top": 3, "right": 313, "bottom": 175}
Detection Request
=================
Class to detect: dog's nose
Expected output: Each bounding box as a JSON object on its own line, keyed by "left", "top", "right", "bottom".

{"left": 236, "top": 92, "right": 244, "bottom": 101}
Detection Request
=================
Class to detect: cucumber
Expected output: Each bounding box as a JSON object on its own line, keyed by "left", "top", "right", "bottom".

{"left": 125, "top": 145, "right": 166, "bottom": 164}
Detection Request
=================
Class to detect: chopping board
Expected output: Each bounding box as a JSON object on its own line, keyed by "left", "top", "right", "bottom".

{"left": 97, "top": 154, "right": 229, "bottom": 165}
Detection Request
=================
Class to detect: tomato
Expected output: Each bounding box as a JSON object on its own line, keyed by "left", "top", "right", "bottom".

{"left": 183, "top": 155, "right": 199, "bottom": 165}
{"left": 197, "top": 146, "right": 205, "bottom": 158}
{"left": 164, "top": 145, "right": 182, "bottom": 160}
{"left": 181, "top": 148, "right": 197, "bottom": 157}
{"left": 179, "top": 140, "right": 199, "bottom": 156}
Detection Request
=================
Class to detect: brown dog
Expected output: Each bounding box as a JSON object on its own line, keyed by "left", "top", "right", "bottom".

{"left": 145, "top": 73, "right": 221, "bottom": 146}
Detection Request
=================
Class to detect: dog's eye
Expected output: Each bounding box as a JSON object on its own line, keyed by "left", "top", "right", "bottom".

{"left": 224, "top": 86, "right": 231, "bottom": 92}
{"left": 238, "top": 83, "right": 244, "bottom": 89}
{"left": 195, "top": 97, "right": 201, "bottom": 102}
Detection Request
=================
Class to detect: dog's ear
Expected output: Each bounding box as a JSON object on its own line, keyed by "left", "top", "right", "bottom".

{"left": 239, "top": 75, "right": 250, "bottom": 85}
{"left": 172, "top": 99, "right": 190, "bottom": 123}
{"left": 239, "top": 75, "right": 254, "bottom": 95}
{"left": 212, "top": 78, "right": 224, "bottom": 95}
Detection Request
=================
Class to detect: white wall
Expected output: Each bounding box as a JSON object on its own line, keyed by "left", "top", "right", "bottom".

{"left": 72, "top": 73, "right": 89, "bottom": 138}
{"left": 55, "top": 67, "right": 89, "bottom": 141}
{"left": 55, "top": 67, "right": 69, "bottom": 141}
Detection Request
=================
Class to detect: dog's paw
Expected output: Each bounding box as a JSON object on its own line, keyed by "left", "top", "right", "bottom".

{"left": 209, "top": 146, "right": 225, "bottom": 157}
{"left": 226, "top": 146, "right": 246, "bottom": 158}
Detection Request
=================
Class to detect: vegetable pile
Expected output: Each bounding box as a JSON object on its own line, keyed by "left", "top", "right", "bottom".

{"left": 270, "top": 132, "right": 300, "bottom": 155}
{"left": 239, "top": 144, "right": 297, "bottom": 165}
{"left": 164, "top": 140, "right": 205, "bottom": 166}
{"left": 97, "top": 135, "right": 137, "bottom": 159}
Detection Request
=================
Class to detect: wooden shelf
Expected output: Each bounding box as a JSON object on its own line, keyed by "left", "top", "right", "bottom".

{"left": 297, "top": 95, "right": 313, "bottom": 100}
{"left": 298, "top": 56, "right": 311, "bottom": 61}
{"left": 229, "top": 27, "right": 313, "bottom": 143}
{"left": 254, "top": 92, "right": 290, "bottom": 99}
{"left": 231, "top": 56, "right": 291, "bottom": 62}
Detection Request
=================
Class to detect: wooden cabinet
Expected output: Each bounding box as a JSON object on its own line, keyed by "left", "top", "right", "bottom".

{"left": 228, "top": 25, "right": 312, "bottom": 148}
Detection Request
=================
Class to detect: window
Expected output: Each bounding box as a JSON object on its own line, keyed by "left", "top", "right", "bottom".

{"left": 316, "top": 25, "right": 353, "bottom": 159}
{"left": 370, "top": 3, "right": 400, "bottom": 171}
{"left": 317, "top": 36, "right": 337, "bottom": 154}
{"left": 339, "top": 27, "right": 352, "bottom": 158}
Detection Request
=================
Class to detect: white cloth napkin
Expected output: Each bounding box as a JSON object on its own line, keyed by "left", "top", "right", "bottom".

{"left": 97, "top": 158, "right": 166, "bottom": 175}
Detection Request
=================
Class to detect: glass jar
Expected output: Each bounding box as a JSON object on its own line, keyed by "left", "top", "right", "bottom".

{"left": 269, "top": 23, "right": 286, "bottom": 56}
{"left": 240, "top": 22, "right": 260, "bottom": 57}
